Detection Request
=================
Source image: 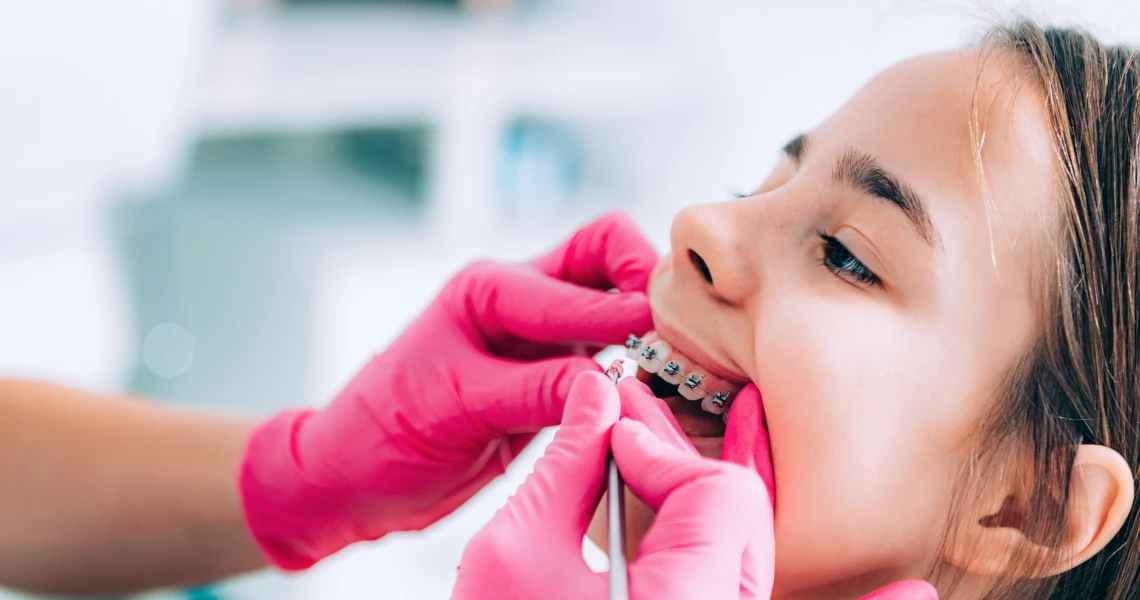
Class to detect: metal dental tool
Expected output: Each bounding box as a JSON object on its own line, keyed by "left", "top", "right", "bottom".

{"left": 604, "top": 359, "right": 630, "bottom": 600}
{"left": 602, "top": 337, "right": 735, "bottom": 599}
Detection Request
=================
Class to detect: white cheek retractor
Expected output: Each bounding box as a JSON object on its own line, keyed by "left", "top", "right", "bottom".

{"left": 605, "top": 359, "right": 629, "bottom": 600}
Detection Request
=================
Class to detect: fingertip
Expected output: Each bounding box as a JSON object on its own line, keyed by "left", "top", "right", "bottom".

{"left": 591, "top": 211, "right": 657, "bottom": 293}
{"left": 570, "top": 290, "right": 653, "bottom": 344}
{"left": 615, "top": 375, "right": 651, "bottom": 394}
{"left": 588, "top": 288, "right": 651, "bottom": 313}
{"left": 563, "top": 370, "right": 620, "bottom": 428}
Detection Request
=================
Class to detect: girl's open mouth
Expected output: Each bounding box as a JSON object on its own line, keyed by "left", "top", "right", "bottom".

{"left": 626, "top": 330, "right": 747, "bottom": 458}
{"left": 623, "top": 330, "right": 773, "bottom": 505}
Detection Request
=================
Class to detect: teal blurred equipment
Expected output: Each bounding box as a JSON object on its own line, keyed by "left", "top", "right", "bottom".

{"left": 112, "top": 126, "right": 430, "bottom": 415}
{"left": 497, "top": 119, "right": 584, "bottom": 221}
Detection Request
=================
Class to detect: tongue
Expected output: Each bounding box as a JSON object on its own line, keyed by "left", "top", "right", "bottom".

{"left": 636, "top": 366, "right": 727, "bottom": 438}
{"left": 660, "top": 394, "right": 726, "bottom": 437}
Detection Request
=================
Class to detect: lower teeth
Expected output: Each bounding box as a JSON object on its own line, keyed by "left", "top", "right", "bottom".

{"left": 626, "top": 334, "right": 736, "bottom": 415}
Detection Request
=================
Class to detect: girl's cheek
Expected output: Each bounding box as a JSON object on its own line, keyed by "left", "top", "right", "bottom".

{"left": 649, "top": 253, "right": 672, "bottom": 286}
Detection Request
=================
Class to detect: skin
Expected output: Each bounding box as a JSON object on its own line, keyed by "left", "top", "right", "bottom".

{"left": 0, "top": 379, "right": 267, "bottom": 594}
{"left": 591, "top": 49, "right": 1061, "bottom": 598}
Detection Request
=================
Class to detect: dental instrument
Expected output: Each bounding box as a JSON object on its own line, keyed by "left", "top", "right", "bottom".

{"left": 602, "top": 335, "right": 736, "bottom": 599}
{"left": 604, "top": 359, "right": 630, "bottom": 600}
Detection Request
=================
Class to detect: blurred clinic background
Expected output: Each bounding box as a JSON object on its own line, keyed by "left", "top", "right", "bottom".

{"left": 1, "top": 0, "right": 1139, "bottom": 598}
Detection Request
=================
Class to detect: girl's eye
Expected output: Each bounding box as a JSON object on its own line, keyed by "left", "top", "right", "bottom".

{"left": 818, "top": 233, "right": 880, "bottom": 288}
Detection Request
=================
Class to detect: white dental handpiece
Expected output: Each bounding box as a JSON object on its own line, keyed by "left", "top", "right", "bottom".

{"left": 605, "top": 360, "right": 630, "bottom": 600}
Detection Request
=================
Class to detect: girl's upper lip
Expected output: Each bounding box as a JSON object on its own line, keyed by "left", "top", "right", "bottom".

{"left": 651, "top": 320, "right": 750, "bottom": 384}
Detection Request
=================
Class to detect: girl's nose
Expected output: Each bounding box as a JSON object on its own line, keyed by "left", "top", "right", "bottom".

{"left": 669, "top": 202, "right": 754, "bottom": 306}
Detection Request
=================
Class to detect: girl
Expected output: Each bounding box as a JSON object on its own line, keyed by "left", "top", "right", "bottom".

{"left": 456, "top": 20, "right": 1140, "bottom": 600}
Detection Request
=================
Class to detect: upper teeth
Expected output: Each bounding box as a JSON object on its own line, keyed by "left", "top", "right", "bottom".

{"left": 624, "top": 332, "right": 742, "bottom": 415}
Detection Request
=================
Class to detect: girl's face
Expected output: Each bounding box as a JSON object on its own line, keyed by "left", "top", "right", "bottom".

{"left": 594, "top": 49, "right": 1060, "bottom": 597}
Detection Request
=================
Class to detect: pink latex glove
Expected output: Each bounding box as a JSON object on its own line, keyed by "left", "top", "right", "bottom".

{"left": 240, "top": 212, "right": 657, "bottom": 570}
{"left": 452, "top": 375, "right": 940, "bottom": 600}
{"left": 453, "top": 372, "right": 774, "bottom": 599}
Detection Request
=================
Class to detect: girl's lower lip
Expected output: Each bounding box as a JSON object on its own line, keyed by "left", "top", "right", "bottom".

{"left": 660, "top": 394, "right": 727, "bottom": 437}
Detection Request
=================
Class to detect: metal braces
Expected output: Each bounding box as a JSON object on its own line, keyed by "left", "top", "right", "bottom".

{"left": 624, "top": 334, "right": 732, "bottom": 409}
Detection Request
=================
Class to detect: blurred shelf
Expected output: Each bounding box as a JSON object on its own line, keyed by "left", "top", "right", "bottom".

{"left": 190, "top": 3, "right": 683, "bottom": 237}
{"left": 195, "top": 4, "right": 679, "bottom": 136}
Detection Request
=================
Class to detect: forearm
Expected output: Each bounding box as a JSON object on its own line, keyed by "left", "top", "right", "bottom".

{"left": 0, "top": 379, "right": 268, "bottom": 595}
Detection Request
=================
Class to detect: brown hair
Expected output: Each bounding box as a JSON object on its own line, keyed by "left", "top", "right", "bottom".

{"left": 938, "top": 20, "right": 1140, "bottom": 600}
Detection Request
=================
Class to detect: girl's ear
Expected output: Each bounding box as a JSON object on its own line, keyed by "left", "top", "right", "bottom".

{"left": 945, "top": 444, "right": 1134, "bottom": 578}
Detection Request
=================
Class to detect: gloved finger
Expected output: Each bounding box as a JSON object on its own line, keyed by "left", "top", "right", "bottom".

{"left": 530, "top": 211, "right": 659, "bottom": 293}
{"left": 492, "top": 364, "right": 675, "bottom": 460}
{"left": 465, "top": 263, "right": 653, "bottom": 346}
{"left": 861, "top": 580, "right": 939, "bottom": 600}
{"left": 612, "top": 419, "right": 766, "bottom": 518}
{"left": 505, "top": 432, "right": 538, "bottom": 462}
{"left": 472, "top": 355, "right": 602, "bottom": 438}
{"left": 613, "top": 419, "right": 772, "bottom": 597}
{"left": 494, "top": 371, "right": 621, "bottom": 543}
{"left": 454, "top": 386, "right": 613, "bottom": 600}
{"left": 445, "top": 434, "right": 541, "bottom": 501}
{"left": 721, "top": 383, "right": 776, "bottom": 507}
{"left": 737, "top": 527, "right": 776, "bottom": 600}
{"left": 615, "top": 377, "right": 693, "bottom": 456}
{"left": 718, "top": 385, "right": 778, "bottom": 599}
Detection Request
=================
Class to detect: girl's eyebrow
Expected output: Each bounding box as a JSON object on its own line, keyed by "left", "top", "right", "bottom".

{"left": 781, "top": 133, "right": 942, "bottom": 249}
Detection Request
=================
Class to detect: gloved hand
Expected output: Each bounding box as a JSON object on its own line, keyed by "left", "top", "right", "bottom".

{"left": 452, "top": 374, "right": 940, "bottom": 600}
{"left": 452, "top": 372, "right": 774, "bottom": 599}
{"left": 240, "top": 212, "right": 658, "bottom": 570}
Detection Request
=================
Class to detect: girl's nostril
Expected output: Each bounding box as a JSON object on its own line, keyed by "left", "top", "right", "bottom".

{"left": 688, "top": 249, "right": 714, "bottom": 284}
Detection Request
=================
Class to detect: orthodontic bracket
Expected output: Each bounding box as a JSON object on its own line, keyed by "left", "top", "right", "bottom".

{"left": 624, "top": 334, "right": 734, "bottom": 405}
{"left": 625, "top": 334, "right": 643, "bottom": 351}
